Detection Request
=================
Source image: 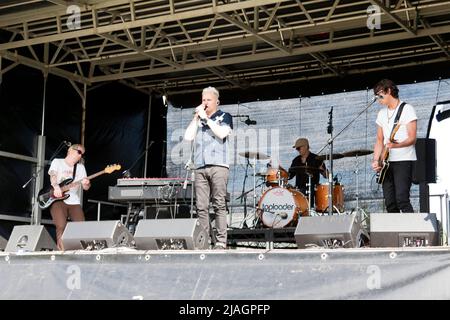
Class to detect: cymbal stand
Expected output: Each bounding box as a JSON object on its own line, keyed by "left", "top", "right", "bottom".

{"left": 306, "top": 172, "right": 316, "bottom": 216}
{"left": 251, "top": 155, "right": 257, "bottom": 219}
{"left": 236, "top": 156, "right": 258, "bottom": 228}
{"left": 239, "top": 158, "right": 251, "bottom": 228}
{"left": 277, "top": 169, "right": 284, "bottom": 187}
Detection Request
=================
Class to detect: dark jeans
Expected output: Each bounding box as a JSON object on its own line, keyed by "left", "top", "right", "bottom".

{"left": 382, "top": 161, "right": 415, "bottom": 213}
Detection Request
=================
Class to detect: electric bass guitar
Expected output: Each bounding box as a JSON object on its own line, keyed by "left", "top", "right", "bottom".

{"left": 376, "top": 125, "right": 400, "bottom": 184}
{"left": 37, "top": 164, "right": 121, "bottom": 209}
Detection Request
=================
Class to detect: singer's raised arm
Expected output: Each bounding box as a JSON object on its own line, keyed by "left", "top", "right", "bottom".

{"left": 184, "top": 117, "right": 198, "bottom": 141}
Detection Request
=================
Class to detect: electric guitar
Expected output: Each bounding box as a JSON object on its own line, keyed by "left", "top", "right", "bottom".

{"left": 376, "top": 125, "right": 400, "bottom": 184}
{"left": 37, "top": 164, "right": 121, "bottom": 209}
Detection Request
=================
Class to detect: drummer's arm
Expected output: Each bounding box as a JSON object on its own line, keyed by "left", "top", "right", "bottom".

{"left": 320, "top": 163, "right": 328, "bottom": 179}
{"left": 287, "top": 170, "right": 295, "bottom": 180}
{"left": 288, "top": 161, "right": 296, "bottom": 179}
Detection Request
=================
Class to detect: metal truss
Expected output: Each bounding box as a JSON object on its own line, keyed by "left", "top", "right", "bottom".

{"left": 0, "top": 0, "right": 449, "bottom": 95}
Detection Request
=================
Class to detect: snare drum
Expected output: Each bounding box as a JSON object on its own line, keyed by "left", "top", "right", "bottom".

{"left": 314, "top": 183, "right": 344, "bottom": 213}
{"left": 257, "top": 186, "right": 309, "bottom": 228}
{"left": 265, "top": 167, "right": 289, "bottom": 187}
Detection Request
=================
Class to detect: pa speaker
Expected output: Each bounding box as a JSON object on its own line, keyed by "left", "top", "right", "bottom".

{"left": 134, "top": 218, "right": 208, "bottom": 250}
{"left": 62, "top": 220, "right": 135, "bottom": 250}
{"left": 0, "top": 235, "right": 7, "bottom": 251}
{"left": 5, "top": 225, "right": 57, "bottom": 252}
{"left": 413, "top": 138, "right": 436, "bottom": 183}
{"left": 294, "top": 214, "right": 367, "bottom": 249}
{"left": 370, "top": 213, "right": 439, "bottom": 247}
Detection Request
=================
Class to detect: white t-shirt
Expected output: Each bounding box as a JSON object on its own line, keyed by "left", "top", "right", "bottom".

{"left": 48, "top": 159, "right": 87, "bottom": 205}
{"left": 376, "top": 101, "right": 417, "bottom": 162}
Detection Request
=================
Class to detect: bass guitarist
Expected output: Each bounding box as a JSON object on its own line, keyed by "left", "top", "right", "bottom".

{"left": 371, "top": 79, "right": 417, "bottom": 213}
{"left": 48, "top": 143, "right": 90, "bottom": 250}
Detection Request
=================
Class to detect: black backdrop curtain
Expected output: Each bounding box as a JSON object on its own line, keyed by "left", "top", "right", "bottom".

{"left": 0, "top": 65, "right": 165, "bottom": 227}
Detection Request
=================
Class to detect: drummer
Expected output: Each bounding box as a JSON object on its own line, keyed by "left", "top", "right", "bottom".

{"left": 288, "top": 138, "right": 327, "bottom": 205}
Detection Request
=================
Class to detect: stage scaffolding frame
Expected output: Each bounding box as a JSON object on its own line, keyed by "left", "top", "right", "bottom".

{"left": 0, "top": 0, "right": 449, "bottom": 96}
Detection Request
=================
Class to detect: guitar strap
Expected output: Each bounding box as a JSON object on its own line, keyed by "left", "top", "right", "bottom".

{"left": 389, "top": 102, "right": 406, "bottom": 139}
{"left": 73, "top": 163, "right": 78, "bottom": 180}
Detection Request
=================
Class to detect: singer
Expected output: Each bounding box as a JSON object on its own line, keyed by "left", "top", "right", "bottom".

{"left": 184, "top": 86, "right": 233, "bottom": 250}
{"left": 371, "top": 79, "right": 417, "bottom": 213}
{"left": 48, "top": 143, "right": 90, "bottom": 250}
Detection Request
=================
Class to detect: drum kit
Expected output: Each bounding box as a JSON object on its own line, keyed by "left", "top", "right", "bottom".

{"left": 237, "top": 148, "right": 373, "bottom": 229}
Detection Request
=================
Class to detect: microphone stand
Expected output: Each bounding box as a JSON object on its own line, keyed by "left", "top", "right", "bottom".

{"left": 327, "top": 107, "right": 334, "bottom": 216}
{"left": 23, "top": 141, "right": 66, "bottom": 189}
{"left": 23, "top": 140, "right": 67, "bottom": 225}
{"left": 122, "top": 140, "right": 154, "bottom": 229}
{"left": 184, "top": 130, "right": 196, "bottom": 218}
{"left": 238, "top": 158, "right": 250, "bottom": 228}
{"left": 122, "top": 141, "right": 154, "bottom": 178}
{"left": 316, "top": 97, "right": 378, "bottom": 216}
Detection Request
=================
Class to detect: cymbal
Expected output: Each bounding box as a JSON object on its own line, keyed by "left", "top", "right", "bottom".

{"left": 342, "top": 149, "right": 373, "bottom": 157}
{"left": 315, "top": 153, "right": 345, "bottom": 161}
{"left": 289, "top": 165, "right": 323, "bottom": 172}
{"left": 238, "top": 151, "right": 270, "bottom": 160}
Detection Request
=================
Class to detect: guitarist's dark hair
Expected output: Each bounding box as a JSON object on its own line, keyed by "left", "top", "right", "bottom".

{"left": 373, "top": 79, "right": 399, "bottom": 98}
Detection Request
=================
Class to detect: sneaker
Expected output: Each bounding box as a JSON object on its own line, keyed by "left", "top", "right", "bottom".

{"left": 213, "top": 242, "right": 227, "bottom": 250}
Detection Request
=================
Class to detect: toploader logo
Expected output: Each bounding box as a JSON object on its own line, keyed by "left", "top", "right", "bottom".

{"left": 263, "top": 203, "right": 294, "bottom": 211}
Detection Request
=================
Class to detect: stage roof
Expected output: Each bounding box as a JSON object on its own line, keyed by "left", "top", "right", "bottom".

{"left": 0, "top": 0, "right": 449, "bottom": 97}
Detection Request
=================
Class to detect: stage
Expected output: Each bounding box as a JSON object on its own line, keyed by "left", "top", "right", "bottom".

{"left": 1, "top": 246, "right": 450, "bottom": 300}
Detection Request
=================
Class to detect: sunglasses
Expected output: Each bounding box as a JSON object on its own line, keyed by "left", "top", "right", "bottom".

{"left": 72, "top": 148, "right": 84, "bottom": 155}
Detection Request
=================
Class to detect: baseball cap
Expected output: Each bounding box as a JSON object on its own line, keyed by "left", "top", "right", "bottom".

{"left": 293, "top": 138, "right": 309, "bottom": 149}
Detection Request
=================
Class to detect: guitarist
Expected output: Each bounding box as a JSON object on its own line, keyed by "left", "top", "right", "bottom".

{"left": 48, "top": 143, "right": 90, "bottom": 250}
{"left": 371, "top": 79, "right": 417, "bottom": 213}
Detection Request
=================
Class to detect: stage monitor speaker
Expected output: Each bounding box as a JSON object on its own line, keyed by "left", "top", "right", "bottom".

{"left": 62, "top": 220, "right": 135, "bottom": 250}
{"left": 294, "top": 214, "right": 367, "bottom": 249}
{"left": 0, "top": 235, "right": 8, "bottom": 251}
{"left": 370, "top": 213, "right": 439, "bottom": 247}
{"left": 5, "top": 225, "right": 57, "bottom": 252}
{"left": 134, "top": 218, "right": 208, "bottom": 250}
{"left": 413, "top": 138, "right": 436, "bottom": 184}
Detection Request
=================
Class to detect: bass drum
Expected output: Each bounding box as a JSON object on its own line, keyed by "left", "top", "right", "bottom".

{"left": 257, "top": 187, "right": 309, "bottom": 228}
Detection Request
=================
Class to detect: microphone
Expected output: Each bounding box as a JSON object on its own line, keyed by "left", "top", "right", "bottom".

{"left": 192, "top": 105, "right": 207, "bottom": 115}
{"left": 63, "top": 141, "right": 72, "bottom": 147}
{"left": 263, "top": 209, "right": 288, "bottom": 219}
{"left": 327, "top": 107, "right": 333, "bottom": 134}
{"left": 244, "top": 117, "right": 257, "bottom": 125}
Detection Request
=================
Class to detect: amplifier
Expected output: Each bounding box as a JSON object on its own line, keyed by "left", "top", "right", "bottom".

{"left": 370, "top": 213, "right": 439, "bottom": 247}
